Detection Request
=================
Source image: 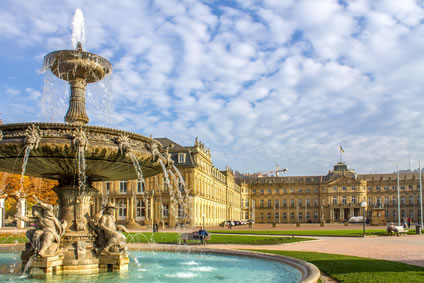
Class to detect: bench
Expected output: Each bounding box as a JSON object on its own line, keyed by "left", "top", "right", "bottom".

{"left": 180, "top": 232, "right": 211, "bottom": 244}
{"left": 387, "top": 226, "right": 409, "bottom": 236}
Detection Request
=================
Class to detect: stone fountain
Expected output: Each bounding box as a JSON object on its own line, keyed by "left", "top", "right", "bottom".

{"left": 0, "top": 11, "right": 170, "bottom": 278}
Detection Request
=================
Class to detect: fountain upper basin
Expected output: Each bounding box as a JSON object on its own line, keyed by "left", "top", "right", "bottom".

{"left": 44, "top": 49, "right": 112, "bottom": 83}
{"left": 0, "top": 123, "right": 163, "bottom": 181}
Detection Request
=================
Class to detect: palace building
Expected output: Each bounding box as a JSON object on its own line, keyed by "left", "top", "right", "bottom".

{"left": 91, "top": 138, "right": 241, "bottom": 228}
{"left": 238, "top": 162, "right": 423, "bottom": 224}
{"left": 90, "top": 137, "right": 423, "bottom": 227}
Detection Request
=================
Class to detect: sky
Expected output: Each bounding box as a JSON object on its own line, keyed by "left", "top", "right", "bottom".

{"left": 1, "top": 0, "right": 424, "bottom": 176}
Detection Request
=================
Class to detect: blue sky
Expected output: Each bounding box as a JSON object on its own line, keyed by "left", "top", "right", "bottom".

{"left": 1, "top": 0, "right": 424, "bottom": 176}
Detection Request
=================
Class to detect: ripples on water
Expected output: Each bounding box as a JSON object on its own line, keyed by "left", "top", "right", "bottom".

{"left": 0, "top": 251, "right": 302, "bottom": 283}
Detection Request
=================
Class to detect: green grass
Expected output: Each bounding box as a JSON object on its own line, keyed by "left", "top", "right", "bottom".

{"left": 124, "top": 232, "right": 310, "bottom": 245}
{"left": 250, "top": 250, "right": 424, "bottom": 283}
{"left": 0, "top": 233, "right": 26, "bottom": 244}
{"left": 209, "top": 229, "right": 416, "bottom": 237}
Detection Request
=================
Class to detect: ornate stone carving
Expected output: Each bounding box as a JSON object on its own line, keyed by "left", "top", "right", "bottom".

{"left": 90, "top": 203, "right": 128, "bottom": 255}
{"left": 25, "top": 124, "right": 42, "bottom": 150}
{"left": 71, "top": 126, "right": 89, "bottom": 152}
{"left": 146, "top": 136, "right": 161, "bottom": 162}
{"left": 15, "top": 197, "right": 67, "bottom": 258}
{"left": 116, "top": 134, "right": 132, "bottom": 156}
{"left": 0, "top": 130, "right": 3, "bottom": 141}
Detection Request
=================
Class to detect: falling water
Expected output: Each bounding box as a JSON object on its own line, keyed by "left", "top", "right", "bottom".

{"left": 77, "top": 148, "right": 87, "bottom": 193}
{"left": 72, "top": 8, "right": 86, "bottom": 50}
{"left": 128, "top": 152, "right": 145, "bottom": 191}
{"left": 158, "top": 159, "right": 170, "bottom": 189}
{"left": 19, "top": 147, "right": 32, "bottom": 194}
{"left": 22, "top": 254, "right": 36, "bottom": 275}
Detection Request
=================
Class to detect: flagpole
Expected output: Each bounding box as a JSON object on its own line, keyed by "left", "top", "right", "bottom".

{"left": 397, "top": 163, "right": 400, "bottom": 226}
{"left": 419, "top": 160, "right": 423, "bottom": 228}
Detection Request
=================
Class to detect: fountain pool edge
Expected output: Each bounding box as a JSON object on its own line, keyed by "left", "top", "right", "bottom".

{"left": 128, "top": 244, "right": 321, "bottom": 283}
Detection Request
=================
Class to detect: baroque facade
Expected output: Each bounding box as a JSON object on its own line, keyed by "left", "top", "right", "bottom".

{"left": 238, "top": 162, "right": 423, "bottom": 224}
{"left": 91, "top": 138, "right": 241, "bottom": 228}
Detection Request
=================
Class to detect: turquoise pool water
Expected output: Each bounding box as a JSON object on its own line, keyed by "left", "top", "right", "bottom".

{"left": 0, "top": 251, "right": 302, "bottom": 282}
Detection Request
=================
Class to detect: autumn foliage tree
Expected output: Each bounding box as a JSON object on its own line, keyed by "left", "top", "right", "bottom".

{"left": 0, "top": 172, "right": 58, "bottom": 217}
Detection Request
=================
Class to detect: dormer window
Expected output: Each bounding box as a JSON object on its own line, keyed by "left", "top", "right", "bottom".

{"left": 178, "top": 153, "right": 186, "bottom": 163}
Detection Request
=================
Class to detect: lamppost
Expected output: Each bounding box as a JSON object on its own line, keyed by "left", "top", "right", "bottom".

{"left": 361, "top": 201, "right": 367, "bottom": 237}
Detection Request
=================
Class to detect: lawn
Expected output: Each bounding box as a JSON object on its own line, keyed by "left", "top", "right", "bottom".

{"left": 125, "top": 232, "right": 311, "bottom": 245}
{"left": 251, "top": 250, "right": 424, "bottom": 283}
{"left": 209, "top": 229, "right": 416, "bottom": 237}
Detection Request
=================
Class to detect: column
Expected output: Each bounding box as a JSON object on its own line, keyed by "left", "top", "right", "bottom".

{"left": 0, "top": 199, "right": 5, "bottom": 228}
{"left": 17, "top": 198, "right": 26, "bottom": 228}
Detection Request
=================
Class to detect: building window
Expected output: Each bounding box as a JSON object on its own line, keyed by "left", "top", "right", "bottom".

{"left": 352, "top": 186, "right": 356, "bottom": 190}
{"left": 245, "top": 199, "right": 249, "bottom": 207}
{"left": 276, "top": 188, "right": 279, "bottom": 193}
{"left": 385, "top": 210, "right": 389, "bottom": 218}
{"left": 267, "top": 213, "right": 271, "bottom": 220}
{"left": 260, "top": 200, "right": 264, "bottom": 208}
{"left": 137, "top": 181, "right": 145, "bottom": 193}
{"left": 368, "top": 197, "right": 372, "bottom": 206}
{"left": 306, "top": 212, "right": 310, "bottom": 220}
{"left": 376, "top": 186, "right": 380, "bottom": 191}
{"left": 275, "top": 199, "right": 280, "bottom": 208}
{"left": 352, "top": 196, "right": 356, "bottom": 204}
{"left": 342, "top": 196, "right": 347, "bottom": 205}
{"left": 260, "top": 213, "right": 264, "bottom": 221}
{"left": 401, "top": 196, "right": 405, "bottom": 205}
{"left": 384, "top": 186, "right": 388, "bottom": 191}
{"left": 298, "top": 212, "right": 302, "bottom": 220}
{"left": 401, "top": 210, "right": 405, "bottom": 217}
{"left": 393, "top": 210, "right": 396, "bottom": 218}
{"left": 306, "top": 199, "right": 310, "bottom": 208}
{"left": 136, "top": 200, "right": 145, "bottom": 217}
{"left": 253, "top": 189, "right": 256, "bottom": 193}
{"left": 245, "top": 212, "right": 249, "bottom": 219}
{"left": 178, "top": 153, "right": 186, "bottom": 163}
{"left": 298, "top": 188, "right": 302, "bottom": 193}
{"left": 409, "top": 196, "right": 414, "bottom": 205}
{"left": 392, "top": 196, "right": 397, "bottom": 205}
{"left": 333, "top": 186, "right": 337, "bottom": 191}
{"left": 162, "top": 204, "right": 169, "bottom": 218}
{"left": 260, "top": 189, "right": 264, "bottom": 194}
{"left": 106, "top": 182, "right": 111, "bottom": 194}
{"left": 290, "top": 199, "right": 295, "bottom": 208}
{"left": 401, "top": 185, "right": 405, "bottom": 190}
{"left": 314, "top": 199, "right": 318, "bottom": 207}
{"left": 333, "top": 197, "right": 337, "bottom": 205}
{"left": 298, "top": 199, "right": 302, "bottom": 208}
{"left": 342, "top": 186, "right": 347, "bottom": 191}
{"left": 268, "top": 188, "right": 272, "bottom": 193}
{"left": 178, "top": 204, "right": 184, "bottom": 218}
{"left": 119, "top": 181, "right": 128, "bottom": 193}
{"left": 314, "top": 212, "right": 318, "bottom": 219}
{"left": 283, "top": 212, "right": 287, "bottom": 219}
{"left": 268, "top": 199, "right": 272, "bottom": 208}
{"left": 290, "top": 212, "right": 295, "bottom": 220}
{"left": 368, "top": 186, "right": 372, "bottom": 191}
{"left": 384, "top": 196, "right": 388, "bottom": 205}
{"left": 283, "top": 188, "right": 287, "bottom": 193}
{"left": 163, "top": 177, "right": 168, "bottom": 192}
{"left": 275, "top": 212, "right": 279, "bottom": 221}
{"left": 409, "top": 185, "right": 413, "bottom": 191}
{"left": 283, "top": 199, "right": 287, "bottom": 208}
{"left": 392, "top": 185, "right": 396, "bottom": 190}
{"left": 306, "top": 188, "right": 311, "bottom": 193}
{"left": 118, "top": 200, "right": 127, "bottom": 217}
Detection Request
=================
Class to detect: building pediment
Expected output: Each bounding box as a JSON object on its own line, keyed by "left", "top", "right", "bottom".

{"left": 327, "top": 175, "right": 360, "bottom": 186}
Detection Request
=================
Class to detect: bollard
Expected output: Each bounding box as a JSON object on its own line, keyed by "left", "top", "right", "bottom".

{"left": 416, "top": 225, "right": 422, "bottom": 235}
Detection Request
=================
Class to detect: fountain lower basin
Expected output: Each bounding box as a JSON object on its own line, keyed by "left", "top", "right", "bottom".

{"left": 0, "top": 249, "right": 320, "bottom": 282}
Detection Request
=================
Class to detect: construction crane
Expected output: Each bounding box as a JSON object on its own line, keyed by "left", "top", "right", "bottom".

{"left": 257, "top": 164, "right": 288, "bottom": 177}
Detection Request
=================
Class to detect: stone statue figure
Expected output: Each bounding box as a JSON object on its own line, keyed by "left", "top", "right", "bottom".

{"left": 15, "top": 197, "right": 67, "bottom": 258}
{"left": 90, "top": 202, "right": 128, "bottom": 254}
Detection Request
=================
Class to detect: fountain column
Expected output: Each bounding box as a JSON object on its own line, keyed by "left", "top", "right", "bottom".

{"left": 65, "top": 78, "right": 89, "bottom": 124}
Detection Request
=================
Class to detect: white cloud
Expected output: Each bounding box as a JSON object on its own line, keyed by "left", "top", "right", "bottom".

{"left": 2, "top": 0, "right": 424, "bottom": 176}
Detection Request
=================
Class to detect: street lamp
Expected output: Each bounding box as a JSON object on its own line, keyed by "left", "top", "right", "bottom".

{"left": 361, "top": 201, "right": 367, "bottom": 237}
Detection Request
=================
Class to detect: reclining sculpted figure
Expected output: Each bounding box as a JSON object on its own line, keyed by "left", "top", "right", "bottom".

{"left": 90, "top": 202, "right": 128, "bottom": 254}
{"left": 15, "top": 197, "right": 67, "bottom": 258}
